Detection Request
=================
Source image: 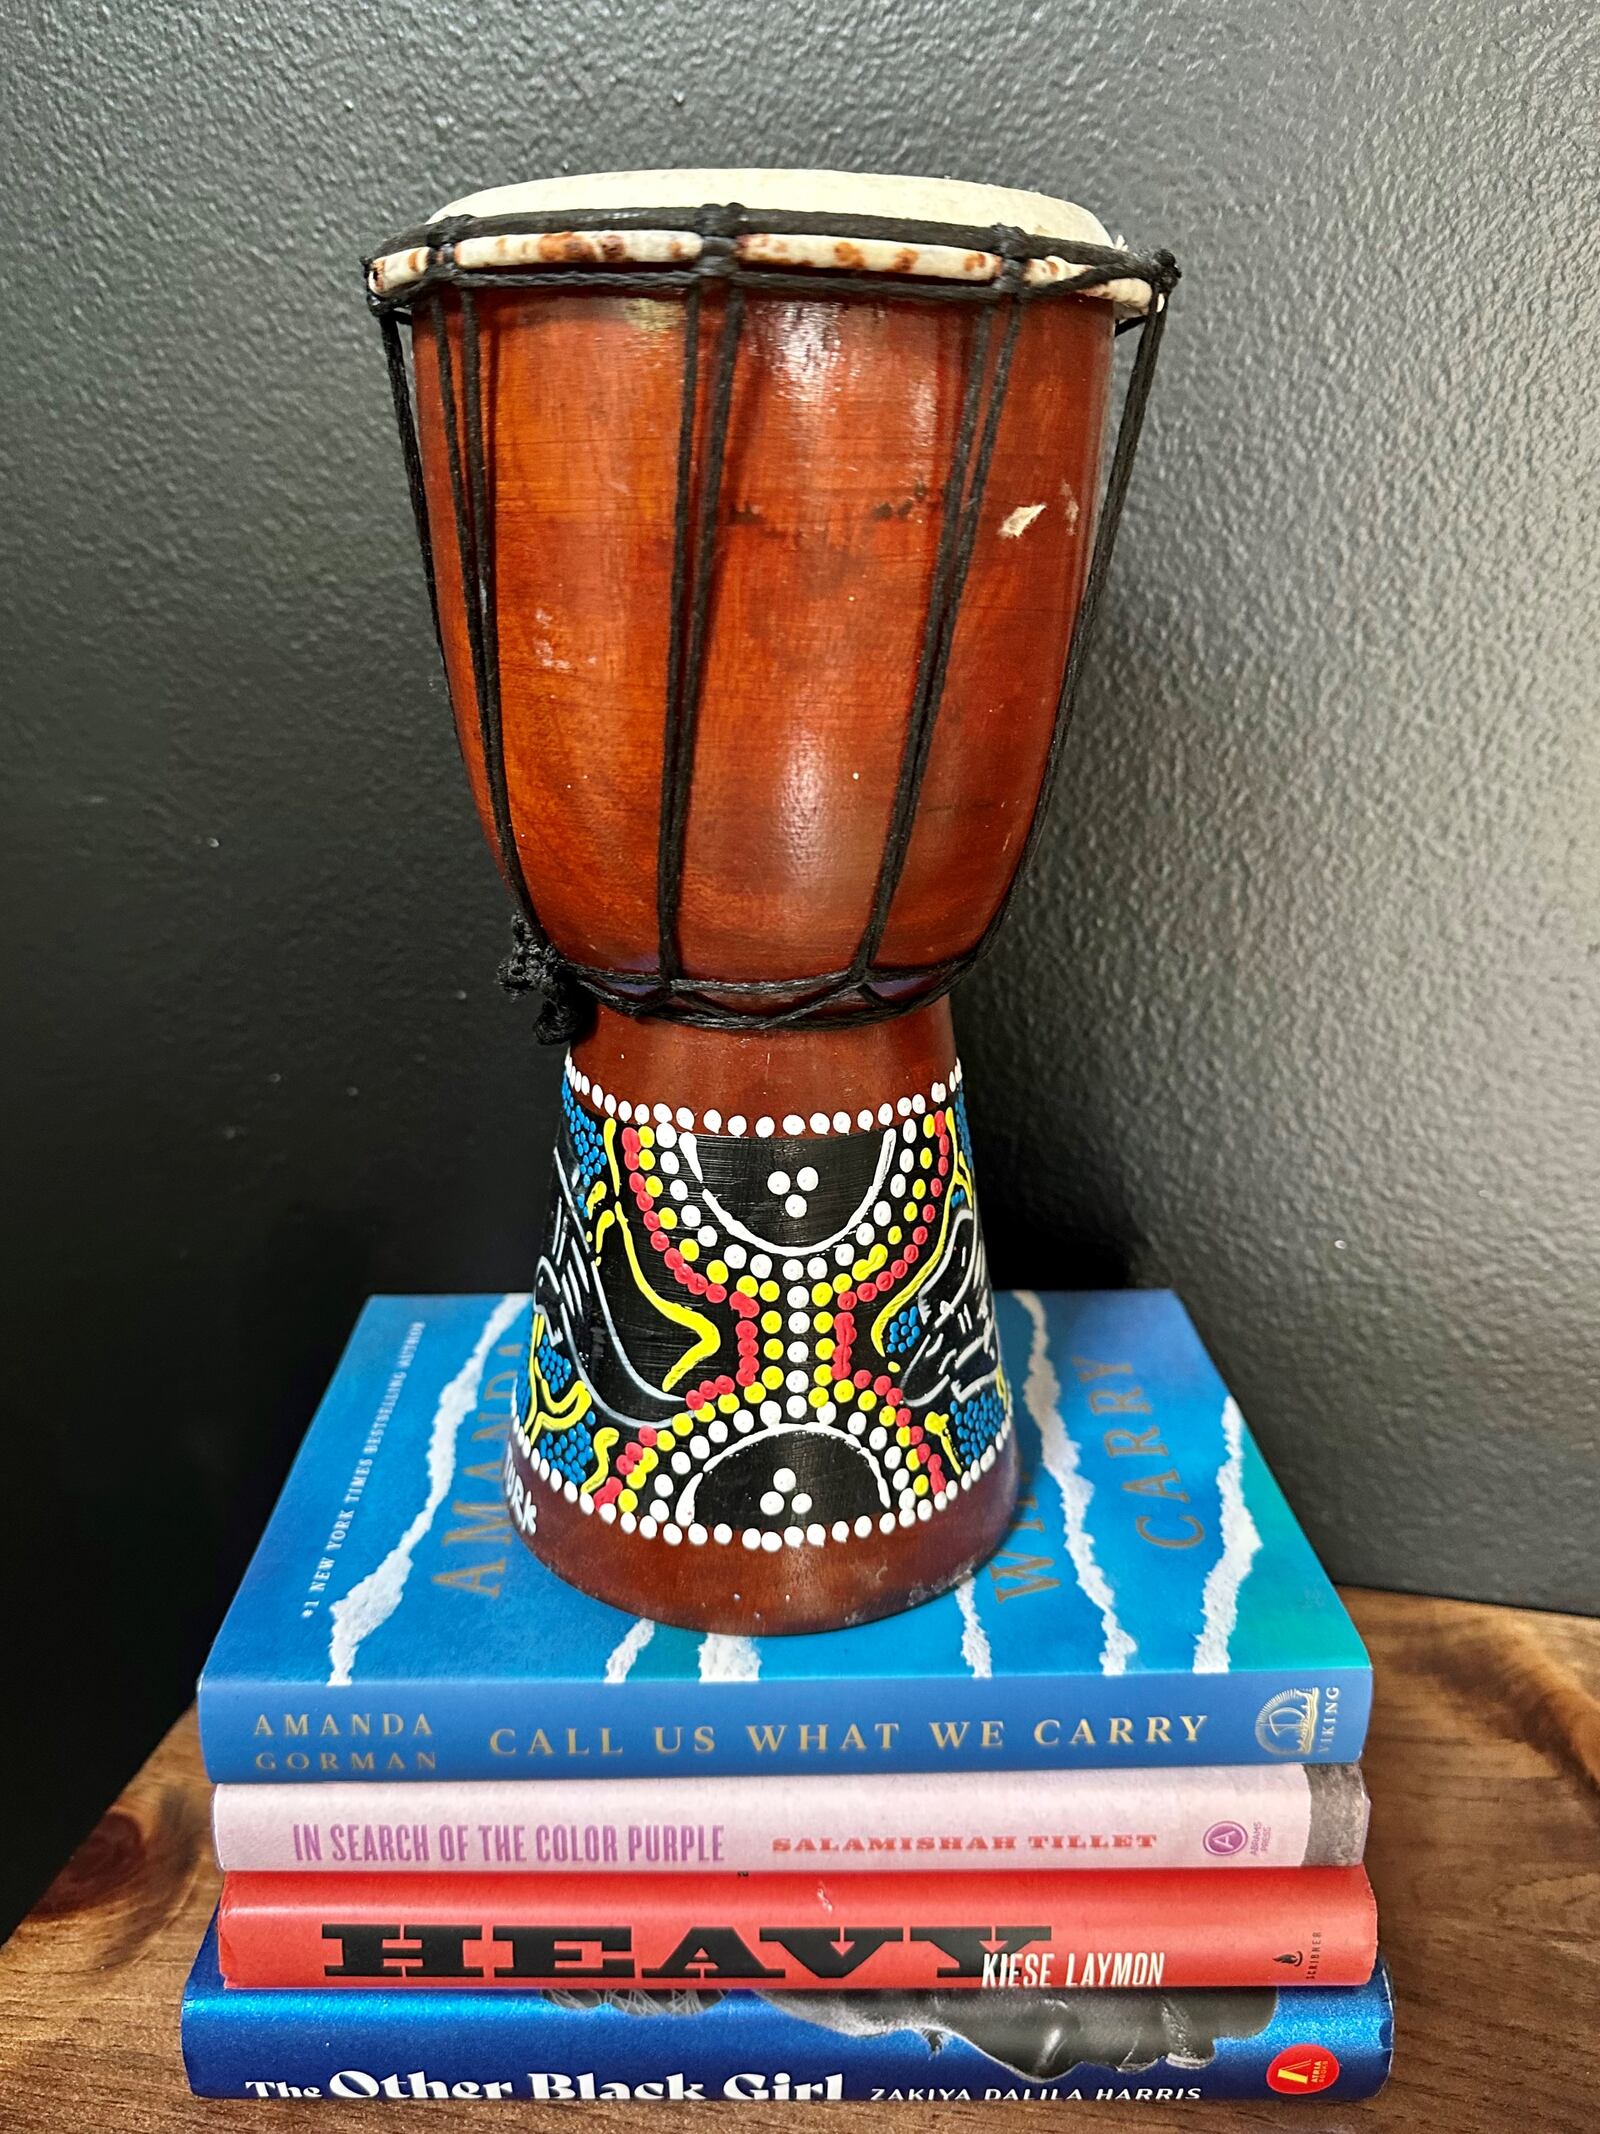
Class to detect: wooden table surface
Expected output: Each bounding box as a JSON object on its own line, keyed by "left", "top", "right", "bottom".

{"left": 1, "top": 1588, "right": 1596, "bottom": 2132}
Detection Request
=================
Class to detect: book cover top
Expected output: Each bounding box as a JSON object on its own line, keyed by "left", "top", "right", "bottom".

{"left": 200, "top": 1291, "right": 1368, "bottom": 1775}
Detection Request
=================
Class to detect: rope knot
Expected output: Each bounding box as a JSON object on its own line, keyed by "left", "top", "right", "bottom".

{"left": 498, "top": 916, "right": 591, "bottom": 1046}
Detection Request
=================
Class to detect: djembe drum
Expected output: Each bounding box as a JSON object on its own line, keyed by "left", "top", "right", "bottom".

{"left": 364, "top": 169, "right": 1175, "bottom": 1634}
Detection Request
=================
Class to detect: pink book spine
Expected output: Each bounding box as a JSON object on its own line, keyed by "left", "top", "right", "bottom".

{"left": 213, "top": 1763, "right": 1365, "bottom": 1873}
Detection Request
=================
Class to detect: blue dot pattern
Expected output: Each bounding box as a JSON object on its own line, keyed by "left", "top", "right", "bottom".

{"left": 536, "top": 1330, "right": 573, "bottom": 1396}
{"left": 952, "top": 1089, "right": 974, "bottom": 1165}
{"left": 950, "top": 1385, "right": 1006, "bottom": 1468}
{"left": 885, "top": 1303, "right": 923, "bottom": 1357}
{"left": 562, "top": 1080, "right": 608, "bottom": 1195}
{"left": 544, "top": 1416, "right": 595, "bottom": 1484}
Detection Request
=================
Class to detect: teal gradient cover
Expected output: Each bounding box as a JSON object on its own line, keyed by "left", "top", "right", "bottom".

{"left": 199, "top": 1291, "right": 1370, "bottom": 1780}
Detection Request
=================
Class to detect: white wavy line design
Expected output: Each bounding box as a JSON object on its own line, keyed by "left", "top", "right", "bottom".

{"left": 1016, "top": 1287, "right": 1136, "bottom": 1677}
{"left": 698, "top": 1633, "right": 761, "bottom": 1681}
{"left": 603, "top": 1617, "right": 656, "bottom": 1683}
{"left": 327, "top": 1292, "right": 527, "bottom": 1687}
{"left": 1192, "top": 1395, "right": 1262, "bottom": 1673}
{"left": 955, "top": 1575, "right": 993, "bottom": 1677}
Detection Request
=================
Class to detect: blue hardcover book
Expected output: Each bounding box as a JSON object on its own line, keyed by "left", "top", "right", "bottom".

{"left": 181, "top": 1919, "right": 1394, "bottom": 2104}
{"left": 199, "top": 1291, "right": 1369, "bottom": 1780}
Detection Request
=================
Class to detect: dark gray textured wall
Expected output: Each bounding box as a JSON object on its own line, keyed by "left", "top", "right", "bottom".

{"left": 5, "top": 0, "right": 1597, "bottom": 1928}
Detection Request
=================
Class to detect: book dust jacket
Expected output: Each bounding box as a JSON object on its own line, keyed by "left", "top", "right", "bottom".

{"left": 200, "top": 1291, "right": 1370, "bottom": 1780}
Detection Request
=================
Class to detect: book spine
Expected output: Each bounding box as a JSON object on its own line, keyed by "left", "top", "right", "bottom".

{"left": 199, "top": 1663, "right": 1372, "bottom": 1782}
{"left": 182, "top": 1925, "right": 1397, "bottom": 2104}
{"left": 216, "top": 1865, "right": 1378, "bottom": 1993}
{"left": 211, "top": 1763, "right": 1368, "bottom": 1873}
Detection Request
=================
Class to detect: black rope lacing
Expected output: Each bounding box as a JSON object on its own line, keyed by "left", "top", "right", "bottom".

{"left": 364, "top": 202, "right": 1179, "bottom": 1041}
{"left": 498, "top": 914, "right": 589, "bottom": 1045}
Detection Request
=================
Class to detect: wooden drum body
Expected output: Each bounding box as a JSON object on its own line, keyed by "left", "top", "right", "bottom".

{"left": 365, "top": 170, "right": 1173, "bottom": 1632}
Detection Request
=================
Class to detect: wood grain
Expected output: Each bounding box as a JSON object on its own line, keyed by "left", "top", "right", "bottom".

{"left": 1, "top": 1588, "right": 1596, "bottom": 2131}
{"left": 413, "top": 279, "right": 1111, "bottom": 1000}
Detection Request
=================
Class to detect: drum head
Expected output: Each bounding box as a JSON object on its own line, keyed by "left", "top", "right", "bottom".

{"left": 368, "top": 167, "right": 1156, "bottom": 313}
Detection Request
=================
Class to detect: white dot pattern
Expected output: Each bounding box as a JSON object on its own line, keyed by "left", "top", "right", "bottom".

{"left": 564, "top": 1056, "right": 964, "bottom": 1141}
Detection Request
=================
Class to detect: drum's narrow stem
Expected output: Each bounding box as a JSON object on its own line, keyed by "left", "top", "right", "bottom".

{"left": 505, "top": 1002, "right": 1020, "bottom": 1633}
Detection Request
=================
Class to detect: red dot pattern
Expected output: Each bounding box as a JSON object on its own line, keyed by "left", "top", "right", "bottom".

{"left": 826, "top": 1111, "right": 952, "bottom": 1410}
{"left": 561, "top": 1105, "right": 979, "bottom": 1517}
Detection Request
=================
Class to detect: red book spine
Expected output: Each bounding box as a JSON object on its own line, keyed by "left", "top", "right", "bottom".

{"left": 217, "top": 1866, "right": 1376, "bottom": 1992}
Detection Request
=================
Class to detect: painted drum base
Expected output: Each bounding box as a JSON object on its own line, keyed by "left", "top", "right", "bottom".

{"left": 504, "top": 1003, "right": 1018, "bottom": 1632}
{"left": 504, "top": 1426, "right": 1020, "bottom": 1635}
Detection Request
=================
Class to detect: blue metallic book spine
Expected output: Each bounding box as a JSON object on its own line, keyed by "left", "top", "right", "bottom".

{"left": 181, "top": 1923, "right": 1393, "bottom": 2104}
{"left": 199, "top": 1665, "right": 1373, "bottom": 1781}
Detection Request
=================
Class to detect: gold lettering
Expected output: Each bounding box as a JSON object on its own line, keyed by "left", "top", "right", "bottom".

{"left": 282, "top": 1714, "right": 309, "bottom": 1737}
{"left": 797, "top": 1724, "right": 828, "bottom": 1752}
{"left": 875, "top": 1723, "right": 900, "bottom": 1750}
{"left": 1122, "top": 1469, "right": 1189, "bottom": 1502}
{"left": 1107, "top": 1717, "right": 1133, "bottom": 1745}
{"left": 1009, "top": 1491, "right": 1045, "bottom": 1535}
{"left": 1103, "top": 1424, "right": 1168, "bottom": 1457}
{"left": 1136, "top": 1512, "right": 1205, "bottom": 1549}
{"left": 1070, "top": 1719, "right": 1096, "bottom": 1746}
{"left": 489, "top": 1729, "right": 516, "bottom": 1757}
{"left": 654, "top": 1727, "right": 683, "bottom": 1755}
{"left": 839, "top": 1723, "right": 867, "bottom": 1753}
{"left": 253, "top": 1715, "right": 273, "bottom": 1737}
{"left": 431, "top": 1559, "right": 507, "bottom": 1597}
{"left": 1146, "top": 1715, "right": 1171, "bottom": 1743}
{"left": 565, "top": 1728, "right": 588, "bottom": 1757}
{"left": 1179, "top": 1715, "right": 1207, "bottom": 1743}
{"left": 928, "top": 1720, "right": 969, "bottom": 1750}
{"left": 1071, "top": 1356, "right": 1132, "bottom": 1382}
{"left": 442, "top": 1501, "right": 513, "bottom": 1547}
{"left": 526, "top": 1729, "right": 554, "bottom": 1757}
{"left": 1034, "top": 1717, "right": 1061, "bottom": 1747}
{"left": 979, "top": 1720, "right": 1004, "bottom": 1749}
{"left": 746, "top": 1724, "right": 786, "bottom": 1754}
{"left": 987, "top": 1551, "right": 1059, "bottom": 1602}
{"left": 1088, "top": 1387, "right": 1151, "bottom": 1415}
{"left": 692, "top": 1725, "right": 714, "bottom": 1754}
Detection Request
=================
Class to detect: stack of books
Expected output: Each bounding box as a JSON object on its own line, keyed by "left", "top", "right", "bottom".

{"left": 182, "top": 1290, "right": 1394, "bottom": 2105}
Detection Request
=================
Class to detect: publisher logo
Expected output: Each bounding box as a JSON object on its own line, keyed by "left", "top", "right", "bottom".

{"left": 1255, "top": 1687, "right": 1320, "bottom": 1757}
{"left": 1266, "top": 2045, "right": 1341, "bottom": 2095}
{"left": 1203, "top": 1820, "right": 1249, "bottom": 1857}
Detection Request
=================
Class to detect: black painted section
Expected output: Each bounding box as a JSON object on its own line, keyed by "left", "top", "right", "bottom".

{"left": 4, "top": 0, "right": 1596, "bottom": 1935}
